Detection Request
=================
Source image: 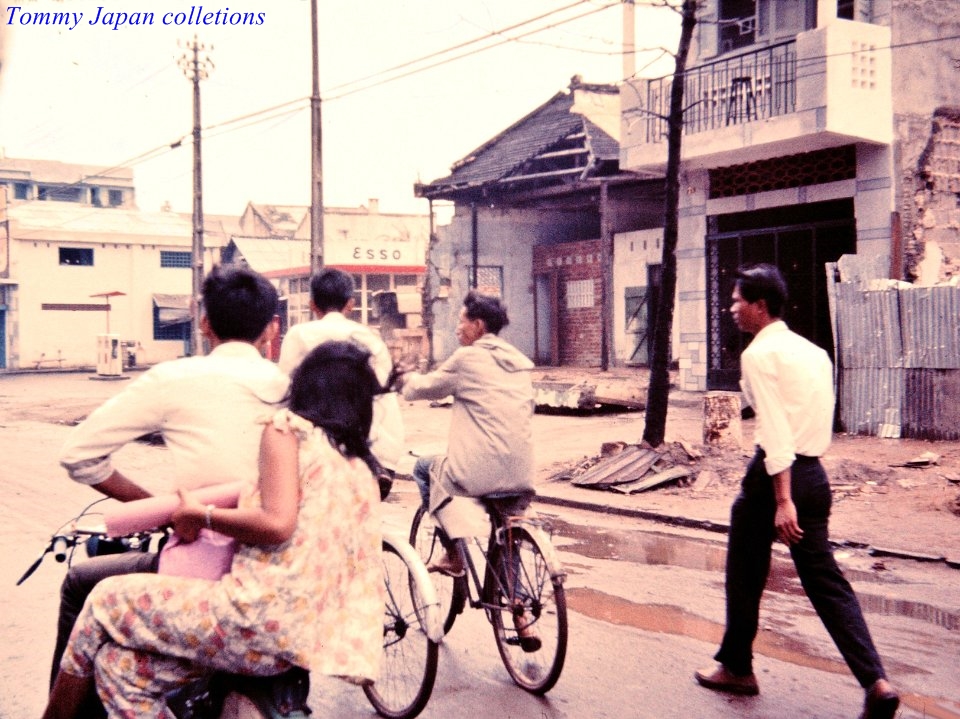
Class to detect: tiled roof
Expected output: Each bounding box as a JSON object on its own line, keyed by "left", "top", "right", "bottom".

{"left": 418, "top": 81, "right": 621, "bottom": 198}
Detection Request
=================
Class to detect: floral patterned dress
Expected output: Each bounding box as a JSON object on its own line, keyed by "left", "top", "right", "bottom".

{"left": 61, "top": 410, "right": 384, "bottom": 719}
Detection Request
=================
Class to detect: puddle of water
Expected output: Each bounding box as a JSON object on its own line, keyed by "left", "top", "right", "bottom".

{"left": 553, "top": 519, "right": 960, "bottom": 630}
{"left": 567, "top": 587, "right": 959, "bottom": 718}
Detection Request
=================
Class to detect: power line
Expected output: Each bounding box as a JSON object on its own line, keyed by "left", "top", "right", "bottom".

{"left": 324, "top": 2, "right": 620, "bottom": 101}
{"left": 324, "top": 0, "right": 597, "bottom": 95}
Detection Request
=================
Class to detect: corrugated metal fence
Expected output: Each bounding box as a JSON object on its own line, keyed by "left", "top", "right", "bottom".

{"left": 833, "top": 280, "right": 960, "bottom": 440}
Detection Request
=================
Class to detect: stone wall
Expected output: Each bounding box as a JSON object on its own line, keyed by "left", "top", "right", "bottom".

{"left": 906, "top": 107, "right": 960, "bottom": 284}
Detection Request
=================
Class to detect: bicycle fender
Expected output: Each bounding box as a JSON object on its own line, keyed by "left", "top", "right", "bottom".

{"left": 382, "top": 531, "right": 445, "bottom": 643}
{"left": 506, "top": 517, "right": 567, "bottom": 583}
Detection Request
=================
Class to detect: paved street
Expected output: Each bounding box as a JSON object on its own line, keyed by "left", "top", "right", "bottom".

{"left": 1, "top": 371, "right": 958, "bottom": 718}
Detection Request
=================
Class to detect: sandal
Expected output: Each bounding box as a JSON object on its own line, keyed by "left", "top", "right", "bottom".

{"left": 513, "top": 609, "right": 542, "bottom": 653}
{"left": 426, "top": 554, "right": 465, "bottom": 578}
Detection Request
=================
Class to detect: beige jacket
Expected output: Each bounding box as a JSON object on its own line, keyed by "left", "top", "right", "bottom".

{"left": 402, "top": 334, "right": 535, "bottom": 499}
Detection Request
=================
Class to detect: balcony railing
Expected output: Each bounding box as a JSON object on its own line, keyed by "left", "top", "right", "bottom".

{"left": 631, "top": 40, "right": 797, "bottom": 144}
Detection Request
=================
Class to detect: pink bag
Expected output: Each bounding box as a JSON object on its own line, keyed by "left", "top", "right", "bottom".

{"left": 102, "top": 483, "right": 243, "bottom": 581}
{"left": 158, "top": 529, "right": 237, "bottom": 580}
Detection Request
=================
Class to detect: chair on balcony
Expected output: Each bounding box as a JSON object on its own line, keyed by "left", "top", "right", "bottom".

{"left": 725, "top": 76, "right": 757, "bottom": 125}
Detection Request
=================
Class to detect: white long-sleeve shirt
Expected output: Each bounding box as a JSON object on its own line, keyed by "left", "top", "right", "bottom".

{"left": 277, "top": 312, "right": 404, "bottom": 470}
{"left": 60, "top": 342, "right": 289, "bottom": 490}
{"left": 740, "top": 320, "right": 834, "bottom": 476}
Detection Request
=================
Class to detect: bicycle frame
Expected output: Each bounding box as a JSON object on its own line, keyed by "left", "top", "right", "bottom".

{"left": 452, "top": 510, "right": 566, "bottom": 620}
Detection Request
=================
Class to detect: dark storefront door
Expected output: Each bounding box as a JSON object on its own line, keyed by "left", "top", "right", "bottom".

{"left": 534, "top": 272, "right": 559, "bottom": 366}
{"left": 706, "top": 199, "right": 856, "bottom": 390}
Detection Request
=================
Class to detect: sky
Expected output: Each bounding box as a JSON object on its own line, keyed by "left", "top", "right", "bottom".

{"left": 0, "top": 0, "right": 681, "bottom": 218}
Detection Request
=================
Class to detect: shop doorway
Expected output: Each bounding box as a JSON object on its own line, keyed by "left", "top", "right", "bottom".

{"left": 706, "top": 199, "right": 856, "bottom": 390}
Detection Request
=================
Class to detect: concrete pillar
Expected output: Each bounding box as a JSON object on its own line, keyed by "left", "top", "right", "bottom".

{"left": 703, "top": 391, "right": 742, "bottom": 448}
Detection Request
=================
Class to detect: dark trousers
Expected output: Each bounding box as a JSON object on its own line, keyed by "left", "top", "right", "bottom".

{"left": 51, "top": 550, "right": 160, "bottom": 688}
{"left": 714, "top": 449, "right": 887, "bottom": 688}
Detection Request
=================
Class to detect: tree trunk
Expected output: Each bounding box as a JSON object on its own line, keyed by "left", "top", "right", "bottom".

{"left": 642, "top": 0, "right": 697, "bottom": 447}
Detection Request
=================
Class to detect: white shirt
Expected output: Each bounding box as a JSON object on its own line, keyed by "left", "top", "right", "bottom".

{"left": 277, "top": 312, "right": 404, "bottom": 470}
{"left": 740, "top": 320, "right": 834, "bottom": 476}
{"left": 60, "top": 342, "right": 289, "bottom": 489}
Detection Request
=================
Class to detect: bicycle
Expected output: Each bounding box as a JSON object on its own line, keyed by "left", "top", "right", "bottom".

{"left": 21, "top": 501, "right": 443, "bottom": 719}
{"left": 410, "top": 492, "right": 568, "bottom": 694}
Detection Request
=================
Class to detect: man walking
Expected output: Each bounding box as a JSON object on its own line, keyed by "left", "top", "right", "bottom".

{"left": 695, "top": 264, "right": 899, "bottom": 719}
{"left": 277, "top": 268, "right": 404, "bottom": 498}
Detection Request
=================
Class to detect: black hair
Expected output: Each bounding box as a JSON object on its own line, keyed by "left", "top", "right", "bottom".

{"left": 735, "top": 263, "right": 788, "bottom": 318}
{"left": 287, "top": 341, "right": 380, "bottom": 465}
{"left": 310, "top": 269, "right": 355, "bottom": 313}
{"left": 202, "top": 265, "right": 278, "bottom": 342}
{"left": 463, "top": 290, "right": 509, "bottom": 335}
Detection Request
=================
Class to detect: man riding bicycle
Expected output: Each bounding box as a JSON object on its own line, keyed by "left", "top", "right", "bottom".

{"left": 395, "top": 291, "right": 539, "bottom": 648}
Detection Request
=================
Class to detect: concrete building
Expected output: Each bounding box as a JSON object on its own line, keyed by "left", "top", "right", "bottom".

{"left": 0, "top": 157, "right": 236, "bottom": 370}
{"left": 416, "top": 76, "right": 666, "bottom": 367}
{"left": 226, "top": 200, "right": 429, "bottom": 333}
{"left": 0, "top": 162, "right": 428, "bottom": 373}
{"left": 619, "top": 0, "right": 960, "bottom": 391}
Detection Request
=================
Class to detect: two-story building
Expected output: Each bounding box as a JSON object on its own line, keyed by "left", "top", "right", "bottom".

{"left": 0, "top": 156, "right": 235, "bottom": 370}
{"left": 620, "top": 0, "right": 960, "bottom": 391}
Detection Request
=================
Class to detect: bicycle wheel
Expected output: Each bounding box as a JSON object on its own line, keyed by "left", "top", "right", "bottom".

{"left": 486, "top": 526, "right": 567, "bottom": 694}
{"left": 363, "top": 540, "right": 439, "bottom": 719}
{"left": 410, "top": 504, "right": 465, "bottom": 635}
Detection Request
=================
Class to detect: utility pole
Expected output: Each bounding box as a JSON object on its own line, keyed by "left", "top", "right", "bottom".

{"left": 309, "top": 0, "right": 324, "bottom": 273}
{"left": 179, "top": 36, "right": 213, "bottom": 356}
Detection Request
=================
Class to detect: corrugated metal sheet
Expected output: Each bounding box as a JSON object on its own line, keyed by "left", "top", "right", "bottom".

{"left": 839, "top": 367, "right": 903, "bottom": 437}
{"left": 902, "top": 369, "right": 960, "bottom": 440}
{"left": 900, "top": 285, "right": 960, "bottom": 369}
{"left": 835, "top": 283, "right": 903, "bottom": 368}
{"left": 836, "top": 281, "right": 960, "bottom": 440}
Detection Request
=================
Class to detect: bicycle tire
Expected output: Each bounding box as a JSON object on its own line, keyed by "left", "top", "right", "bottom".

{"left": 362, "top": 540, "right": 439, "bottom": 719}
{"left": 410, "top": 504, "right": 465, "bottom": 635}
{"left": 485, "top": 526, "right": 567, "bottom": 695}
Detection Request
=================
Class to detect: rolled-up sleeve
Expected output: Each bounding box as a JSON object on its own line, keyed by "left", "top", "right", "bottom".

{"left": 60, "top": 371, "right": 166, "bottom": 485}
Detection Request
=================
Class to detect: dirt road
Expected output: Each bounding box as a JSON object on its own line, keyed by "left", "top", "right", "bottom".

{"left": 1, "top": 369, "right": 959, "bottom": 718}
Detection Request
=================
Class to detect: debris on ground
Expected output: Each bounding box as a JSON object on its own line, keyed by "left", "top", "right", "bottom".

{"left": 889, "top": 450, "right": 941, "bottom": 468}
{"left": 561, "top": 441, "right": 723, "bottom": 495}
{"left": 552, "top": 438, "right": 956, "bottom": 502}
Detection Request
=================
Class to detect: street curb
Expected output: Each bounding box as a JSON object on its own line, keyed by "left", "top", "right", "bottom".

{"left": 532, "top": 492, "right": 960, "bottom": 571}
{"left": 533, "top": 493, "right": 729, "bottom": 536}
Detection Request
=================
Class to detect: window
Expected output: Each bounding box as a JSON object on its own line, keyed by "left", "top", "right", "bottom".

{"left": 566, "top": 279, "right": 595, "bottom": 309}
{"left": 38, "top": 185, "right": 83, "bottom": 202}
{"left": 284, "top": 275, "right": 312, "bottom": 327}
{"left": 90, "top": 188, "right": 102, "bottom": 206}
{"left": 160, "top": 251, "right": 191, "bottom": 268}
{"left": 14, "top": 183, "right": 30, "bottom": 200}
{"left": 59, "top": 248, "right": 94, "bottom": 266}
{"left": 719, "top": 0, "right": 756, "bottom": 53}
{"left": 153, "top": 295, "right": 192, "bottom": 341}
{"left": 472, "top": 266, "right": 503, "bottom": 297}
{"left": 108, "top": 189, "right": 124, "bottom": 207}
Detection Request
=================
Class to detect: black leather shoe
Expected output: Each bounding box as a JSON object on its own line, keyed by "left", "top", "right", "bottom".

{"left": 859, "top": 679, "right": 899, "bottom": 719}
{"left": 694, "top": 664, "right": 759, "bottom": 696}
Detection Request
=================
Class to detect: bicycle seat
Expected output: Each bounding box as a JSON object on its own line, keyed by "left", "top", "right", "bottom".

{"left": 479, "top": 490, "right": 535, "bottom": 519}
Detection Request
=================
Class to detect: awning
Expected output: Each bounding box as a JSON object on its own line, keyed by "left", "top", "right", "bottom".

{"left": 153, "top": 293, "right": 191, "bottom": 326}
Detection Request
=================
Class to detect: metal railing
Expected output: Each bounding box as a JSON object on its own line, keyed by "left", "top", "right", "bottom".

{"left": 630, "top": 40, "right": 797, "bottom": 144}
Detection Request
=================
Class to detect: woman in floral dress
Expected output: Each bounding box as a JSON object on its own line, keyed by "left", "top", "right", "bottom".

{"left": 43, "top": 342, "right": 385, "bottom": 719}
